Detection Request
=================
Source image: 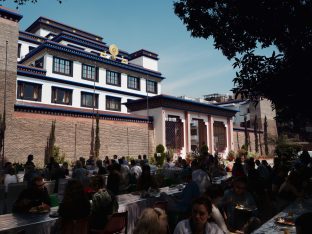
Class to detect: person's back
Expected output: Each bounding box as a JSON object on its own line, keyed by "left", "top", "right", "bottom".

{"left": 192, "top": 168, "right": 211, "bottom": 194}
{"left": 4, "top": 168, "right": 18, "bottom": 192}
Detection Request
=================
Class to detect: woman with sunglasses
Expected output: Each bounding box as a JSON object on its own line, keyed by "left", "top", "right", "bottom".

{"left": 174, "top": 197, "right": 224, "bottom": 234}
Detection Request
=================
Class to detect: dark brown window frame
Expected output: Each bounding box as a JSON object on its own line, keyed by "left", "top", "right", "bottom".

{"left": 106, "top": 70, "right": 121, "bottom": 87}
{"left": 106, "top": 95, "right": 121, "bottom": 111}
{"left": 51, "top": 86, "right": 73, "bottom": 105}
{"left": 81, "top": 91, "right": 99, "bottom": 108}
{"left": 146, "top": 80, "right": 158, "bottom": 94}
{"left": 52, "top": 56, "right": 73, "bottom": 77}
{"left": 17, "top": 81, "right": 42, "bottom": 102}
{"left": 127, "top": 75, "right": 140, "bottom": 90}
{"left": 81, "top": 64, "right": 99, "bottom": 82}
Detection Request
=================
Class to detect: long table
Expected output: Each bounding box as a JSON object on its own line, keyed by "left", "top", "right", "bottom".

{"left": 0, "top": 186, "right": 182, "bottom": 234}
{"left": 252, "top": 198, "right": 312, "bottom": 234}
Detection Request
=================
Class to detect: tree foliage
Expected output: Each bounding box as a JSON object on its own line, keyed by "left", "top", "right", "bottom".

{"left": 44, "top": 120, "right": 56, "bottom": 165}
{"left": 0, "top": 0, "right": 62, "bottom": 6}
{"left": 94, "top": 114, "right": 100, "bottom": 159}
{"left": 254, "top": 115, "right": 259, "bottom": 153}
{"left": 264, "top": 116, "right": 269, "bottom": 155}
{"left": 174, "top": 0, "right": 312, "bottom": 121}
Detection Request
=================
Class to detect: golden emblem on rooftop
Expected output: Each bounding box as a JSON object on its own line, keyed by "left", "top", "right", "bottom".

{"left": 109, "top": 44, "right": 119, "bottom": 60}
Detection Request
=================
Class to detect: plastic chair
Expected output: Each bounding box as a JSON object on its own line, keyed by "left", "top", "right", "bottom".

{"left": 6, "top": 182, "right": 27, "bottom": 213}
{"left": 60, "top": 217, "right": 89, "bottom": 234}
{"left": 90, "top": 211, "right": 128, "bottom": 234}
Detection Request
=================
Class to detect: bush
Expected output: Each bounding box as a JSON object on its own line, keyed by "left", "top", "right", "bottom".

{"left": 154, "top": 144, "right": 166, "bottom": 166}
{"left": 275, "top": 137, "right": 301, "bottom": 159}
{"left": 237, "top": 146, "right": 248, "bottom": 159}
{"left": 53, "top": 146, "right": 66, "bottom": 164}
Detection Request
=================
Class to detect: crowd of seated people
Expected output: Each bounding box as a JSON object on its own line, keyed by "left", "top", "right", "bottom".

{"left": 0, "top": 149, "right": 311, "bottom": 234}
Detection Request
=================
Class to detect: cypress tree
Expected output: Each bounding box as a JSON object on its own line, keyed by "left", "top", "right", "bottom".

{"left": 44, "top": 120, "right": 56, "bottom": 165}
{"left": 264, "top": 116, "right": 269, "bottom": 155}
{"left": 254, "top": 115, "right": 259, "bottom": 153}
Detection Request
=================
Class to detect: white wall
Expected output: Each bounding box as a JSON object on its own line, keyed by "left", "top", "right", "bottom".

{"left": 18, "top": 40, "right": 39, "bottom": 61}
{"left": 129, "top": 56, "right": 158, "bottom": 72}
{"left": 35, "top": 28, "right": 52, "bottom": 37}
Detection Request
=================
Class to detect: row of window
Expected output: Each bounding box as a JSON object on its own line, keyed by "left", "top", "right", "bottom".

{"left": 17, "top": 81, "right": 122, "bottom": 111}
{"left": 52, "top": 57, "right": 158, "bottom": 93}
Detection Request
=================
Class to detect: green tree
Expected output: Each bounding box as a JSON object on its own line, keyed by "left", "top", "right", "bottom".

{"left": 94, "top": 114, "right": 100, "bottom": 159}
{"left": 44, "top": 120, "right": 56, "bottom": 165}
{"left": 254, "top": 115, "right": 259, "bottom": 153}
{"left": 90, "top": 123, "right": 94, "bottom": 157}
{"left": 244, "top": 116, "right": 248, "bottom": 149}
{"left": 174, "top": 0, "right": 312, "bottom": 122}
{"left": 0, "top": 0, "right": 62, "bottom": 7}
{"left": 264, "top": 116, "right": 269, "bottom": 155}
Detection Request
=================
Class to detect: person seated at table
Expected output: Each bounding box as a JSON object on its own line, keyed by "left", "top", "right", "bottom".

{"left": 58, "top": 179, "right": 91, "bottom": 220}
{"left": 96, "top": 159, "right": 107, "bottom": 175}
{"left": 180, "top": 159, "right": 192, "bottom": 183}
{"left": 113, "top": 154, "right": 119, "bottom": 164}
{"left": 173, "top": 196, "right": 224, "bottom": 234}
{"left": 59, "top": 161, "right": 69, "bottom": 178}
{"left": 86, "top": 155, "right": 96, "bottom": 170}
{"left": 4, "top": 167, "right": 18, "bottom": 192}
{"left": 295, "top": 212, "right": 312, "bottom": 234}
{"left": 191, "top": 159, "right": 211, "bottom": 194}
{"left": 161, "top": 172, "right": 200, "bottom": 215}
{"left": 103, "top": 156, "right": 111, "bottom": 168}
{"left": 163, "top": 157, "right": 175, "bottom": 169}
{"left": 72, "top": 160, "right": 89, "bottom": 186}
{"left": 134, "top": 207, "right": 168, "bottom": 234}
{"left": 89, "top": 175, "right": 118, "bottom": 230}
{"left": 119, "top": 158, "right": 131, "bottom": 192}
{"left": 130, "top": 159, "right": 142, "bottom": 183}
{"left": 175, "top": 156, "right": 183, "bottom": 168}
{"left": 142, "top": 154, "right": 149, "bottom": 165}
{"left": 278, "top": 170, "right": 303, "bottom": 204}
{"left": 205, "top": 185, "right": 229, "bottom": 233}
{"left": 107, "top": 161, "right": 121, "bottom": 195}
{"left": 221, "top": 177, "right": 257, "bottom": 231}
{"left": 13, "top": 176, "right": 51, "bottom": 213}
{"left": 232, "top": 157, "right": 246, "bottom": 178}
{"left": 137, "top": 164, "right": 158, "bottom": 191}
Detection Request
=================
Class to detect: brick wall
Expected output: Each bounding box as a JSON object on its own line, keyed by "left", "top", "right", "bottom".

{"left": 233, "top": 130, "right": 275, "bottom": 156}
{"left": 6, "top": 111, "right": 155, "bottom": 167}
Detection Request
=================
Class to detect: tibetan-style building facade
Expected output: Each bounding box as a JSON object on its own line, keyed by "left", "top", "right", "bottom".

{"left": 0, "top": 7, "right": 236, "bottom": 165}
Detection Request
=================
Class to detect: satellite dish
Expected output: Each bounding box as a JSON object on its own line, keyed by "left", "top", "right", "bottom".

{"left": 109, "top": 44, "right": 119, "bottom": 57}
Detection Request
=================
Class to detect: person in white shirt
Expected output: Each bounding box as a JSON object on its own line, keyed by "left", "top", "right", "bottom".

{"left": 130, "top": 160, "right": 142, "bottom": 181}
{"left": 4, "top": 167, "right": 18, "bottom": 192}
{"left": 191, "top": 160, "right": 211, "bottom": 194}
{"left": 174, "top": 196, "right": 224, "bottom": 234}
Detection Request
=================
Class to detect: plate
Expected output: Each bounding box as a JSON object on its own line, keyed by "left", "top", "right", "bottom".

{"left": 275, "top": 217, "right": 295, "bottom": 226}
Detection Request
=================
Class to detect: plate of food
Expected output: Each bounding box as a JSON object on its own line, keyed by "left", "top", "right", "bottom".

{"left": 275, "top": 216, "right": 295, "bottom": 226}
{"left": 235, "top": 204, "right": 257, "bottom": 212}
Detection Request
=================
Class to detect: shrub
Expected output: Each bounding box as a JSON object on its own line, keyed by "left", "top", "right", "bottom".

{"left": 274, "top": 137, "right": 301, "bottom": 159}
{"left": 227, "top": 150, "right": 235, "bottom": 161}
{"left": 154, "top": 144, "right": 166, "bottom": 166}
{"left": 53, "top": 146, "right": 66, "bottom": 164}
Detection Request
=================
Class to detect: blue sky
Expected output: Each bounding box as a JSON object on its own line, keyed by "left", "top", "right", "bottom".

{"left": 2, "top": 0, "right": 236, "bottom": 98}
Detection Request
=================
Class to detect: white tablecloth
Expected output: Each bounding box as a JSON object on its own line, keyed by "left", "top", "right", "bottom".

{"left": 252, "top": 198, "right": 312, "bottom": 234}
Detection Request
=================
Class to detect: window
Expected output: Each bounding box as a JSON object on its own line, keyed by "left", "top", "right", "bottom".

{"left": 29, "top": 46, "right": 36, "bottom": 52}
{"left": 81, "top": 92, "right": 98, "bottom": 108}
{"left": 35, "top": 57, "right": 44, "bottom": 68}
{"left": 53, "top": 57, "right": 73, "bottom": 76}
{"left": 82, "top": 64, "right": 98, "bottom": 81}
{"left": 106, "top": 70, "right": 121, "bottom": 86}
{"left": 106, "top": 96, "right": 121, "bottom": 111}
{"left": 128, "top": 76, "right": 140, "bottom": 90}
{"left": 18, "top": 43, "right": 21, "bottom": 58}
{"left": 17, "top": 81, "right": 42, "bottom": 102}
{"left": 146, "top": 80, "right": 157, "bottom": 94}
{"left": 51, "top": 87, "right": 72, "bottom": 105}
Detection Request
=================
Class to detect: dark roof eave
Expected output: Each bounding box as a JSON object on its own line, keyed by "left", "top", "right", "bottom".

{"left": 14, "top": 103, "right": 153, "bottom": 123}
{"left": 0, "top": 7, "right": 23, "bottom": 21}
{"left": 19, "top": 41, "right": 165, "bottom": 80}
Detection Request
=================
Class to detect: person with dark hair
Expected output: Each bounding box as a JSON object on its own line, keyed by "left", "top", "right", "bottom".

{"left": 295, "top": 212, "right": 312, "bottom": 234}
{"left": 86, "top": 155, "right": 95, "bottom": 170}
{"left": 58, "top": 179, "right": 90, "bottom": 220}
{"left": 103, "top": 156, "right": 110, "bottom": 168}
{"left": 24, "top": 154, "right": 37, "bottom": 185}
{"left": 221, "top": 177, "right": 257, "bottom": 231}
{"left": 96, "top": 159, "right": 107, "bottom": 175}
{"left": 278, "top": 171, "right": 303, "bottom": 204}
{"left": 113, "top": 155, "right": 119, "bottom": 164}
{"left": 13, "top": 176, "right": 51, "bottom": 213}
{"left": 107, "top": 162, "right": 121, "bottom": 195}
{"left": 72, "top": 160, "right": 89, "bottom": 186}
{"left": 130, "top": 159, "right": 142, "bottom": 183}
{"left": 191, "top": 159, "right": 211, "bottom": 194}
{"left": 89, "top": 175, "right": 118, "bottom": 230}
{"left": 205, "top": 185, "right": 228, "bottom": 233}
{"left": 232, "top": 157, "right": 245, "bottom": 178}
{"left": 173, "top": 197, "right": 223, "bottom": 234}
{"left": 137, "top": 164, "right": 158, "bottom": 191}
{"left": 142, "top": 154, "right": 149, "bottom": 165}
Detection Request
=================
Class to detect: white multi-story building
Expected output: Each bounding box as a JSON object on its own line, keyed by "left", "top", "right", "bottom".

{"left": 17, "top": 17, "right": 163, "bottom": 114}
